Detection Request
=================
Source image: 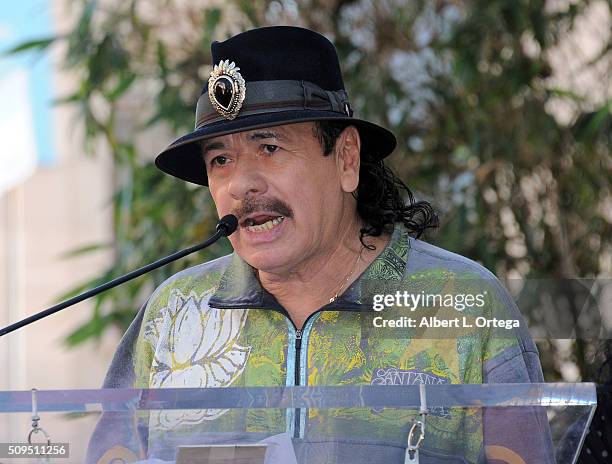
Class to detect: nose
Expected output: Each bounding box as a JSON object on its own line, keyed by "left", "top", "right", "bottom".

{"left": 226, "top": 157, "right": 268, "bottom": 200}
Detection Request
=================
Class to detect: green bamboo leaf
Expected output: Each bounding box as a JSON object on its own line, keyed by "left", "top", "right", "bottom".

{"left": 3, "top": 37, "right": 56, "bottom": 55}
{"left": 64, "top": 309, "right": 109, "bottom": 347}
{"left": 573, "top": 101, "right": 612, "bottom": 141}
{"left": 548, "top": 87, "right": 586, "bottom": 102}
{"left": 53, "top": 269, "right": 116, "bottom": 302}
{"left": 157, "top": 41, "right": 168, "bottom": 77}
{"left": 105, "top": 72, "right": 136, "bottom": 101}
{"left": 60, "top": 242, "right": 112, "bottom": 259}
{"left": 204, "top": 8, "right": 222, "bottom": 33}
{"left": 52, "top": 92, "right": 85, "bottom": 105}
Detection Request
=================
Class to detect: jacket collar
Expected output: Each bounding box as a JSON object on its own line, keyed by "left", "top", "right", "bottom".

{"left": 209, "top": 223, "right": 410, "bottom": 312}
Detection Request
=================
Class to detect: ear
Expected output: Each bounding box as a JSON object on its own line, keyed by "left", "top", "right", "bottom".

{"left": 335, "top": 126, "right": 361, "bottom": 193}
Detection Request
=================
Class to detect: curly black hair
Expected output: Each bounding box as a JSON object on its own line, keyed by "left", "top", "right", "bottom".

{"left": 314, "top": 120, "right": 439, "bottom": 248}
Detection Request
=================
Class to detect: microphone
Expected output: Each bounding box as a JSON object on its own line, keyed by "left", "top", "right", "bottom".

{"left": 0, "top": 215, "right": 238, "bottom": 337}
{"left": 216, "top": 214, "right": 238, "bottom": 236}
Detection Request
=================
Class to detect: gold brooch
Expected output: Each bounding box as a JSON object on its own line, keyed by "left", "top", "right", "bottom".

{"left": 208, "top": 60, "right": 246, "bottom": 120}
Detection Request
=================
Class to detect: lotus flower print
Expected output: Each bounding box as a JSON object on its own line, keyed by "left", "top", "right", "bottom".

{"left": 144, "top": 288, "right": 251, "bottom": 429}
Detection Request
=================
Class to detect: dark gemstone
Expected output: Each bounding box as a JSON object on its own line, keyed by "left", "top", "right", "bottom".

{"left": 213, "top": 77, "right": 234, "bottom": 110}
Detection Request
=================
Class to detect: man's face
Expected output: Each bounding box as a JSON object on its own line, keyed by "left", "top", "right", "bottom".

{"left": 202, "top": 122, "right": 360, "bottom": 274}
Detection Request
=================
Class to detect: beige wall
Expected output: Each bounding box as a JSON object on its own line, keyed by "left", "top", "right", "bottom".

{"left": 0, "top": 1, "right": 121, "bottom": 458}
{"left": 0, "top": 160, "right": 119, "bottom": 391}
{"left": 0, "top": 0, "right": 120, "bottom": 393}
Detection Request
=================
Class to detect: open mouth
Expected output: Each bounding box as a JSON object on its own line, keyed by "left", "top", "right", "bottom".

{"left": 242, "top": 215, "right": 285, "bottom": 233}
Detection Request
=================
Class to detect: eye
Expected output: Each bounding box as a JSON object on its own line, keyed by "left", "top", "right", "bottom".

{"left": 262, "top": 144, "right": 280, "bottom": 154}
{"left": 210, "top": 155, "right": 229, "bottom": 167}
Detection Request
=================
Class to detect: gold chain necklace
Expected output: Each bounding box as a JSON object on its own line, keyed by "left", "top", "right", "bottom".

{"left": 329, "top": 246, "right": 365, "bottom": 304}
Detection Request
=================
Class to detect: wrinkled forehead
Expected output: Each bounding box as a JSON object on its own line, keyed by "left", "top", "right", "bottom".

{"left": 201, "top": 122, "right": 318, "bottom": 151}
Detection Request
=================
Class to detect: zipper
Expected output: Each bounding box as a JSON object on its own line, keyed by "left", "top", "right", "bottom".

{"left": 295, "top": 328, "right": 302, "bottom": 385}
{"left": 293, "top": 327, "right": 303, "bottom": 437}
{"left": 290, "top": 310, "right": 323, "bottom": 439}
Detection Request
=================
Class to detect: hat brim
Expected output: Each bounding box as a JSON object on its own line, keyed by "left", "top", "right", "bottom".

{"left": 154, "top": 110, "right": 397, "bottom": 186}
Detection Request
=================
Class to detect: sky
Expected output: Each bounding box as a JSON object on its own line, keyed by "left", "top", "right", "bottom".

{"left": 0, "top": 0, "right": 55, "bottom": 184}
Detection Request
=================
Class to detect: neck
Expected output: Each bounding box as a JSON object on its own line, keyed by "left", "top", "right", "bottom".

{"left": 257, "top": 219, "right": 391, "bottom": 328}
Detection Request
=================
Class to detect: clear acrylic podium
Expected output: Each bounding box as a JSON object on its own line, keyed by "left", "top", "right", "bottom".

{"left": 0, "top": 383, "right": 596, "bottom": 464}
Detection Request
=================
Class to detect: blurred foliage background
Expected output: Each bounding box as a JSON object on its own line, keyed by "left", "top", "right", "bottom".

{"left": 8, "top": 0, "right": 611, "bottom": 381}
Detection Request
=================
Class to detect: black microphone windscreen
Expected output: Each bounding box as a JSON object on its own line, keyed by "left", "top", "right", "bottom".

{"left": 216, "top": 214, "right": 238, "bottom": 236}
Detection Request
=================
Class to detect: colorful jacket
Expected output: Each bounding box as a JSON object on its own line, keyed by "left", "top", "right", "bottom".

{"left": 98, "top": 224, "right": 553, "bottom": 463}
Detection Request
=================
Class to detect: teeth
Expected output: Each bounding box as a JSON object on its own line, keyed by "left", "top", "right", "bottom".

{"left": 245, "top": 216, "right": 284, "bottom": 233}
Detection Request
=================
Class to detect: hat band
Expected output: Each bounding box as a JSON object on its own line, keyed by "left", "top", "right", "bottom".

{"left": 195, "top": 80, "right": 353, "bottom": 128}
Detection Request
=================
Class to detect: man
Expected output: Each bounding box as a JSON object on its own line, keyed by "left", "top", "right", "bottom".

{"left": 97, "top": 26, "right": 552, "bottom": 463}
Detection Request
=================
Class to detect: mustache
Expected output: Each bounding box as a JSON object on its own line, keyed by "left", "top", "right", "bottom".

{"left": 232, "top": 197, "right": 293, "bottom": 222}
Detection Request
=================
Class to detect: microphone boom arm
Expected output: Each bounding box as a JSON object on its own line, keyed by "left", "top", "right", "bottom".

{"left": 0, "top": 215, "right": 238, "bottom": 337}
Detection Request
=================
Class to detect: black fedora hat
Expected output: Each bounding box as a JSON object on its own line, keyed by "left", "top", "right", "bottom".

{"left": 155, "top": 26, "right": 397, "bottom": 186}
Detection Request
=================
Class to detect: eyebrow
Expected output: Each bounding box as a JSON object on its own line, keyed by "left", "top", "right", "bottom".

{"left": 202, "top": 131, "right": 287, "bottom": 157}
{"left": 247, "top": 131, "right": 286, "bottom": 142}
{"left": 201, "top": 141, "right": 226, "bottom": 158}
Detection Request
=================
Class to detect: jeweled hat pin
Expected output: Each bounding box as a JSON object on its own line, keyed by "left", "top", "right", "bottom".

{"left": 155, "top": 26, "right": 397, "bottom": 186}
{"left": 208, "top": 60, "right": 246, "bottom": 120}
